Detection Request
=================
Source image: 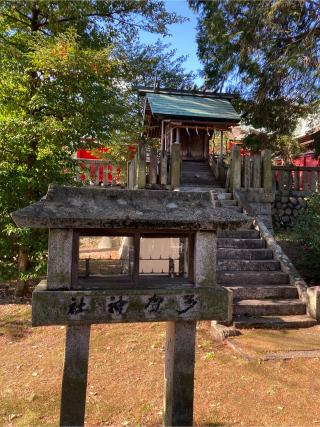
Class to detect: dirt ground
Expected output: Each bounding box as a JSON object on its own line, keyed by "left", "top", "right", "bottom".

{"left": 2, "top": 304, "right": 320, "bottom": 426}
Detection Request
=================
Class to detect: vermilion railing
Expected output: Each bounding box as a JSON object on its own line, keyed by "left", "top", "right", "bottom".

{"left": 76, "top": 158, "right": 127, "bottom": 186}
{"left": 272, "top": 165, "right": 320, "bottom": 193}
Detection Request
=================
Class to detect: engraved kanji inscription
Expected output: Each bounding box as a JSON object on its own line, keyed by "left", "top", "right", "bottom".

{"left": 68, "top": 297, "right": 87, "bottom": 315}
{"left": 144, "top": 294, "right": 164, "bottom": 313}
{"left": 177, "top": 294, "right": 197, "bottom": 315}
{"left": 108, "top": 296, "right": 128, "bottom": 315}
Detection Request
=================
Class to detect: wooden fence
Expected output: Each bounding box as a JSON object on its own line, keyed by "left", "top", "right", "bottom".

{"left": 272, "top": 165, "right": 320, "bottom": 193}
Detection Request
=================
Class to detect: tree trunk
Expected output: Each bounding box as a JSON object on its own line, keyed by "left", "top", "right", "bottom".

{"left": 15, "top": 5, "right": 40, "bottom": 298}
{"left": 15, "top": 249, "right": 30, "bottom": 297}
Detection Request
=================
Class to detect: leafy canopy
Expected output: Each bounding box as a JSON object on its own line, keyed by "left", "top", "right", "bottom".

{"left": 0, "top": 0, "right": 194, "bottom": 284}
{"left": 190, "top": 0, "right": 320, "bottom": 135}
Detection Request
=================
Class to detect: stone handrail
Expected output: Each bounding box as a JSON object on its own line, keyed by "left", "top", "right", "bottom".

{"left": 254, "top": 218, "right": 308, "bottom": 303}
{"left": 272, "top": 165, "right": 320, "bottom": 193}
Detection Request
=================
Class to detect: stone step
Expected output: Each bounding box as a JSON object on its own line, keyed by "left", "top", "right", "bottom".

{"left": 182, "top": 162, "right": 210, "bottom": 168}
{"left": 217, "top": 271, "right": 289, "bottom": 285}
{"left": 217, "top": 229, "right": 260, "bottom": 239}
{"left": 178, "top": 186, "right": 215, "bottom": 192}
{"left": 182, "top": 167, "right": 213, "bottom": 172}
{"left": 182, "top": 168, "right": 213, "bottom": 173}
{"left": 220, "top": 206, "right": 243, "bottom": 213}
{"left": 217, "top": 238, "right": 265, "bottom": 249}
{"left": 234, "top": 314, "right": 317, "bottom": 329}
{"left": 182, "top": 178, "right": 216, "bottom": 185}
{"left": 227, "top": 285, "right": 298, "bottom": 300}
{"left": 218, "top": 260, "right": 281, "bottom": 271}
{"left": 182, "top": 170, "right": 213, "bottom": 174}
{"left": 216, "top": 192, "right": 232, "bottom": 200}
{"left": 233, "top": 299, "right": 306, "bottom": 316}
{"left": 219, "top": 200, "right": 238, "bottom": 207}
{"left": 217, "top": 248, "right": 273, "bottom": 260}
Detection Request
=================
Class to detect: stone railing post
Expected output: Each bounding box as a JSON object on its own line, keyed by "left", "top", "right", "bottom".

{"left": 261, "top": 149, "right": 272, "bottom": 192}
{"left": 170, "top": 143, "right": 181, "bottom": 189}
{"left": 229, "top": 145, "right": 241, "bottom": 191}
{"left": 252, "top": 154, "right": 261, "bottom": 188}
{"left": 127, "top": 159, "right": 135, "bottom": 189}
{"left": 160, "top": 152, "right": 168, "bottom": 186}
{"left": 149, "top": 148, "right": 158, "bottom": 186}
{"left": 136, "top": 142, "right": 146, "bottom": 189}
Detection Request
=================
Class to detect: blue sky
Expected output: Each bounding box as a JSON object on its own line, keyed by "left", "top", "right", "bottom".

{"left": 139, "top": 0, "right": 203, "bottom": 85}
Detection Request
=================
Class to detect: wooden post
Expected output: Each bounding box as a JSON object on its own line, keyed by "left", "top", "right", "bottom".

{"left": 302, "top": 170, "right": 308, "bottom": 192}
{"left": 60, "top": 325, "right": 91, "bottom": 427}
{"left": 164, "top": 321, "right": 196, "bottom": 427}
{"left": 178, "top": 237, "right": 186, "bottom": 278}
{"left": 293, "top": 169, "right": 300, "bottom": 191}
{"left": 261, "top": 149, "right": 272, "bottom": 191}
{"left": 176, "top": 128, "right": 180, "bottom": 144}
{"left": 252, "top": 154, "right": 261, "bottom": 188}
{"left": 170, "top": 143, "right": 181, "bottom": 189}
{"left": 169, "top": 257, "right": 174, "bottom": 278}
{"left": 133, "top": 233, "right": 140, "bottom": 284}
{"left": 160, "top": 152, "right": 168, "bottom": 186}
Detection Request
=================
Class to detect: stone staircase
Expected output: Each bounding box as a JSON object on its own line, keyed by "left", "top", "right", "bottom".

{"left": 178, "top": 162, "right": 316, "bottom": 329}
{"left": 216, "top": 227, "right": 316, "bottom": 329}
{"left": 181, "top": 161, "right": 217, "bottom": 186}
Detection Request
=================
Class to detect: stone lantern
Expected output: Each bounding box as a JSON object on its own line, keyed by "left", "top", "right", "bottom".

{"left": 12, "top": 185, "right": 251, "bottom": 427}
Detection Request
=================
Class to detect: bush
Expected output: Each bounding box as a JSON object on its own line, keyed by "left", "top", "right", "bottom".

{"left": 292, "top": 194, "right": 320, "bottom": 282}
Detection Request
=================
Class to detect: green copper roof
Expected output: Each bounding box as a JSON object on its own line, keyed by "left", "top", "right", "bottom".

{"left": 146, "top": 92, "right": 241, "bottom": 122}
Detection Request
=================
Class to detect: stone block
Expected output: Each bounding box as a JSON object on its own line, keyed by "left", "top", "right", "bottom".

{"left": 32, "top": 281, "right": 232, "bottom": 326}
{"left": 170, "top": 143, "right": 181, "bottom": 189}
{"left": 47, "top": 229, "right": 78, "bottom": 289}
{"left": 164, "top": 321, "right": 196, "bottom": 426}
{"left": 307, "top": 287, "right": 320, "bottom": 320}
{"left": 194, "top": 232, "right": 216, "bottom": 286}
{"left": 289, "top": 197, "right": 298, "bottom": 205}
{"left": 60, "top": 325, "right": 91, "bottom": 427}
{"left": 210, "top": 321, "right": 240, "bottom": 342}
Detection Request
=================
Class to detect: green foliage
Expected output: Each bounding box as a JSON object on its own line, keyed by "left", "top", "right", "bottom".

{"left": 190, "top": 0, "right": 319, "bottom": 135}
{"left": 242, "top": 133, "right": 270, "bottom": 153}
{"left": 292, "top": 194, "right": 320, "bottom": 282}
{"left": 242, "top": 132, "right": 301, "bottom": 162}
{"left": 271, "top": 134, "right": 302, "bottom": 164}
{"left": 0, "top": 0, "right": 194, "bottom": 283}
